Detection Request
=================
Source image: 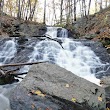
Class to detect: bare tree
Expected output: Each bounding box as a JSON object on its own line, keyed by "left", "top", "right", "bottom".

{"left": 60, "top": 0, "right": 63, "bottom": 24}
{"left": 28, "top": 0, "right": 37, "bottom": 21}
{"left": 52, "top": 0, "right": 57, "bottom": 24}
{"left": 0, "top": 0, "right": 4, "bottom": 27}
{"left": 100, "top": 0, "right": 103, "bottom": 10}
{"left": 43, "top": 0, "right": 46, "bottom": 24}
{"left": 17, "top": 0, "right": 21, "bottom": 19}
{"left": 88, "top": 0, "right": 91, "bottom": 15}
{"left": 0, "top": 0, "right": 4, "bottom": 14}
{"left": 74, "top": 0, "right": 76, "bottom": 21}
{"left": 95, "top": 0, "right": 97, "bottom": 13}
{"left": 105, "top": 0, "right": 107, "bottom": 7}
{"left": 83, "top": 0, "right": 87, "bottom": 16}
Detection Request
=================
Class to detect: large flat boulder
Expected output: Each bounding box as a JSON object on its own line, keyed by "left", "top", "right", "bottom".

{"left": 10, "top": 63, "right": 106, "bottom": 110}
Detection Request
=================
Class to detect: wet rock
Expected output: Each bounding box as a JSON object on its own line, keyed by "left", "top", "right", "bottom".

{"left": 57, "top": 28, "right": 71, "bottom": 38}
{"left": 107, "top": 48, "right": 110, "bottom": 54}
{"left": 100, "top": 76, "right": 110, "bottom": 87}
{"left": 71, "top": 39, "right": 110, "bottom": 64}
{"left": 57, "top": 28, "right": 62, "bottom": 37}
{"left": 0, "top": 76, "right": 18, "bottom": 85}
{"left": 68, "top": 29, "right": 77, "bottom": 38}
{"left": 10, "top": 63, "right": 106, "bottom": 110}
{"left": 39, "top": 27, "right": 47, "bottom": 35}
{"left": 17, "top": 36, "right": 28, "bottom": 45}
{"left": 101, "top": 78, "right": 110, "bottom": 109}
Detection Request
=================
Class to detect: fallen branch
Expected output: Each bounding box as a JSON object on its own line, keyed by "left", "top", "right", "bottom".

{"left": 12, "top": 72, "right": 27, "bottom": 76}
{"left": 5, "top": 68, "right": 20, "bottom": 74}
{"left": 0, "top": 61, "right": 47, "bottom": 68}
{"left": 30, "top": 34, "right": 64, "bottom": 49}
{"left": 43, "top": 34, "right": 64, "bottom": 49}
{"left": 0, "top": 68, "right": 20, "bottom": 77}
{"left": 10, "top": 34, "right": 64, "bottom": 49}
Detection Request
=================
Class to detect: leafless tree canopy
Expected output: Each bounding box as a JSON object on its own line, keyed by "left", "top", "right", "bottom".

{"left": 0, "top": 0, "right": 110, "bottom": 25}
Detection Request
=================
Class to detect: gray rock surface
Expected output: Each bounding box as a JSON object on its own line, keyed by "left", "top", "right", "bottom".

{"left": 10, "top": 63, "right": 106, "bottom": 110}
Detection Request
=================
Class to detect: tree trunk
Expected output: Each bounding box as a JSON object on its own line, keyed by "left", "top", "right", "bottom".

{"left": 100, "top": 0, "right": 102, "bottom": 10}
{"left": 52, "top": 0, "right": 57, "bottom": 24}
{"left": 82, "top": 0, "right": 86, "bottom": 16}
{"left": 60, "top": 0, "right": 63, "bottom": 24}
{"left": 95, "top": 0, "right": 97, "bottom": 13}
{"left": 0, "top": 0, "right": 4, "bottom": 28}
{"left": 88, "top": 0, "right": 91, "bottom": 15}
{"left": 28, "top": 0, "right": 37, "bottom": 21}
{"left": 43, "top": 0, "right": 46, "bottom": 24}
{"left": 105, "top": 0, "right": 107, "bottom": 7}
{"left": 74, "top": 0, "right": 76, "bottom": 21}
{"left": 0, "top": 61, "right": 47, "bottom": 68}
{"left": 17, "top": 0, "right": 21, "bottom": 19}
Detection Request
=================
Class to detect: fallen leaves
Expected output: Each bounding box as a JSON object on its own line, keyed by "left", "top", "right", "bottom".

{"left": 98, "top": 96, "right": 102, "bottom": 102}
{"left": 106, "top": 107, "right": 110, "bottom": 110}
{"left": 30, "top": 90, "right": 46, "bottom": 97}
{"left": 71, "top": 97, "right": 77, "bottom": 103}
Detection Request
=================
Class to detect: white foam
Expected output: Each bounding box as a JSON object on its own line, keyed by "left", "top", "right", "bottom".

{"left": 46, "top": 27, "right": 68, "bottom": 38}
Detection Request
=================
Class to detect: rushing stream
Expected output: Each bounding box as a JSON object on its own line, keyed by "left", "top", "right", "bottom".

{"left": 0, "top": 27, "right": 109, "bottom": 110}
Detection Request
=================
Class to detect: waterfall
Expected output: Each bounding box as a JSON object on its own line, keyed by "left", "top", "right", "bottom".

{"left": 0, "top": 39, "right": 17, "bottom": 65}
{"left": 46, "top": 27, "right": 68, "bottom": 38}
{"left": 0, "top": 39, "right": 17, "bottom": 110}
{"left": 0, "top": 26, "right": 108, "bottom": 110}
{"left": 15, "top": 26, "right": 106, "bottom": 85}
{"left": 30, "top": 41, "right": 100, "bottom": 84}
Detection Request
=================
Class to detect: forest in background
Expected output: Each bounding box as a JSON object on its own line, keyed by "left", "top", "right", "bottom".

{"left": 0, "top": 0, "right": 110, "bottom": 25}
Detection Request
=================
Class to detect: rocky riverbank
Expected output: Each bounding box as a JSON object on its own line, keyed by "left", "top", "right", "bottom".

{"left": 9, "top": 63, "right": 106, "bottom": 110}
{"left": 72, "top": 6, "right": 110, "bottom": 48}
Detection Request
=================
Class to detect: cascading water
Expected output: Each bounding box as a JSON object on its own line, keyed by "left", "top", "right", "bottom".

{"left": 0, "top": 27, "right": 108, "bottom": 110}
{"left": 46, "top": 27, "right": 68, "bottom": 38}
{"left": 0, "top": 39, "right": 17, "bottom": 110}
{"left": 0, "top": 39, "right": 17, "bottom": 65}
{"left": 17, "top": 27, "right": 105, "bottom": 84}
{"left": 29, "top": 27, "right": 104, "bottom": 85}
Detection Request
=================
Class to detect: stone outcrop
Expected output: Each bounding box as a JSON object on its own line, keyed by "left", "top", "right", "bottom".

{"left": 0, "top": 13, "right": 45, "bottom": 37}
{"left": 72, "top": 6, "right": 110, "bottom": 47}
{"left": 10, "top": 63, "right": 106, "bottom": 110}
{"left": 73, "top": 6, "right": 110, "bottom": 37}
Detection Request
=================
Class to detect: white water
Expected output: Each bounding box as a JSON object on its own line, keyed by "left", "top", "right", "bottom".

{"left": 46, "top": 27, "right": 68, "bottom": 38}
{"left": 19, "top": 27, "right": 104, "bottom": 85}
{"left": 0, "top": 27, "right": 108, "bottom": 110}
{"left": 0, "top": 85, "right": 16, "bottom": 110}
{"left": 0, "top": 39, "right": 17, "bottom": 65}
{"left": 28, "top": 27, "right": 104, "bottom": 85}
{"left": 30, "top": 39, "right": 101, "bottom": 85}
{"left": 0, "top": 39, "right": 17, "bottom": 110}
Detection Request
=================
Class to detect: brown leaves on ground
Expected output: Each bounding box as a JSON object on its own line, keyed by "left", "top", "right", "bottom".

{"left": 30, "top": 89, "right": 46, "bottom": 97}
{"left": 98, "top": 96, "right": 102, "bottom": 102}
